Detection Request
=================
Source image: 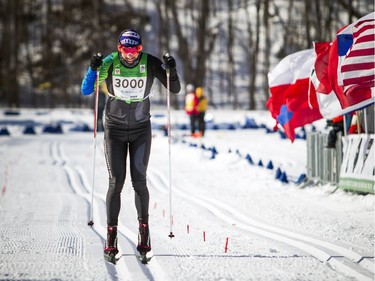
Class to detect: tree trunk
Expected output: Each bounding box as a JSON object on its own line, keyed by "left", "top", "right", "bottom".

{"left": 304, "top": 0, "right": 312, "bottom": 48}
{"left": 2, "top": 0, "right": 21, "bottom": 107}
{"left": 226, "top": 0, "right": 236, "bottom": 109}
{"left": 262, "top": 0, "right": 270, "bottom": 110}
{"left": 245, "top": 0, "right": 259, "bottom": 110}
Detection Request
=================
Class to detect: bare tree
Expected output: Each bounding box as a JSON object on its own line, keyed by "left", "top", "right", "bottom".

{"left": 0, "top": 0, "right": 24, "bottom": 107}
{"left": 226, "top": 0, "right": 237, "bottom": 109}
{"left": 337, "top": 0, "right": 370, "bottom": 20}
{"left": 0, "top": 0, "right": 373, "bottom": 108}
{"left": 244, "top": 0, "right": 260, "bottom": 110}
{"left": 167, "top": 1, "right": 217, "bottom": 89}
{"left": 261, "top": 0, "right": 271, "bottom": 109}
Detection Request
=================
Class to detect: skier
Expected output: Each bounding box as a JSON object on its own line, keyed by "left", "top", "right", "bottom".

{"left": 81, "top": 29, "right": 181, "bottom": 263}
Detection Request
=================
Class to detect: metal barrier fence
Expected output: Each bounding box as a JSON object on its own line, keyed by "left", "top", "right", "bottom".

{"left": 307, "top": 132, "right": 343, "bottom": 185}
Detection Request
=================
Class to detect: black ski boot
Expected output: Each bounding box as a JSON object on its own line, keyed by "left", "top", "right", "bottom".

{"left": 137, "top": 223, "right": 152, "bottom": 264}
{"left": 104, "top": 226, "right": 119, "bottom": 264}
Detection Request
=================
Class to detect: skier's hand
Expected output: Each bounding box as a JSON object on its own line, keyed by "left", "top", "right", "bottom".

{"left": 163, "top": 53, "right": 176, "bottom": 70}
{"left": 90, "top": 53, "right": 103, "bottom": 70}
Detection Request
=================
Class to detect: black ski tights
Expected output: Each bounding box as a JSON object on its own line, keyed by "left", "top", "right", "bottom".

{"left": 104, "top": 121, "right": 151, "bottom": 226}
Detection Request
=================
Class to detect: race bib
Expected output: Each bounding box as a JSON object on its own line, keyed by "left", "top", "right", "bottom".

{"left": 112, "top": 77, "right": 147, "bottom": 103}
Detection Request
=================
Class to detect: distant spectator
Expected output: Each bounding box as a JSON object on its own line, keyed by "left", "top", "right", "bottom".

{"left": 348, "top": 113, "right": 363, "bottom": 134}
{"left": 326, "top": 115, "right": 344, "bottom": 148}
{"left": 184, "top": 84, "right": 199, "bottom": 136}
{"left": 195, "top": 87, "right": 207, "bottom": 137}
{"left": 326, "top": 112, "right": 363, "bottom": 148}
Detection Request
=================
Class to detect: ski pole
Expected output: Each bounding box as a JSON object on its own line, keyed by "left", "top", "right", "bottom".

{"left": 88, "top": 66, "right": 101, "bottom": 226}
{"left": 164, "top": 53, "right": 175, "bottom": 238}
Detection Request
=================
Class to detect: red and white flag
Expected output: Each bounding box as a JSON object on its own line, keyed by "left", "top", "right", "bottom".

{"left": 267, "top": 49, "right": 322, "bottom": 142}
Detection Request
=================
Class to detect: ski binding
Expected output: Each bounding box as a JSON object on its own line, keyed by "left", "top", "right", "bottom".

{"left": 104, "top": 252, "right": 119, "bottom": 264}
{"left": 138, "top": 252, "right": 153, "bottom": 264}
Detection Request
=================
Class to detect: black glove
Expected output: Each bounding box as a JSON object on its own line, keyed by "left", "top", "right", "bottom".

{"left": 163, "top": 53, "right": 176, "bottom": 70}
{"left": 90, "top": 53, "right": 103, "bottom": 70}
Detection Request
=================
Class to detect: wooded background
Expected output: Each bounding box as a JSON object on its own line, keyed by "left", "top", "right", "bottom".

{"left": 0, "top": 0, "right": 372, "bottom": 109}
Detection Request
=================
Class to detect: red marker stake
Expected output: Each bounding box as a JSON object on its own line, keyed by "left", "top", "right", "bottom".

{"left": 187, "top": 224, "right": 190, "bottom": 234}
{"left": 224, "top": 237, "right": 229, "bottom": 253}
{"left": 2, "top": 165, "right": 8, "bottom": 196}
{"left": 203, "top": 231, "right": 206, "bottom": 242}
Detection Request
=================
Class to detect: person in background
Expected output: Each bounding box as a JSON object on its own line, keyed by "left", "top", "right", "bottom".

{"left": 184, "top": 84, "right": 199, "bottom": 136}
{"left": 348, "top": 112, "right": 364, "bottom": 134}
{"left": 195, "top": 87, "right": 207, "bottom": 137}
{"left": 326, "top": 112, "right": 364, "bottom": 149}
{"left": 81, "top": 28, "right": 181, "bottom": 262}
{"left": 326, "top": 115, "right": 344, "bottom": 148}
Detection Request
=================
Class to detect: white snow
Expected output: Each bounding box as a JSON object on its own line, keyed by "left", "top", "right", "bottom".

{"left": 0, "top": 108, "right": 373, "bottom": 281}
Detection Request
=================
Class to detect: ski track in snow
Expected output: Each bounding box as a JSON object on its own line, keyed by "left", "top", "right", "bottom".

{"left": 147, "top": 166, "right": 374, "bottom": 281}
{"left": 0, "top": 111, "right": 373, "bottom": 281}
{"left": 57, "top": 140, "right": 166, "bottom": 281}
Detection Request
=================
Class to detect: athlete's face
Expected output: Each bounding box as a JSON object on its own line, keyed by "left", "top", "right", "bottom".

{"left": 118, "top": 44, "right": 142, "bottom": 64}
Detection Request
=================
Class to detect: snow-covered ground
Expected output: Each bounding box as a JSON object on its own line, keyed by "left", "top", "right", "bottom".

{"left": 0, "top": 108, "right": 373, "bottom": 281}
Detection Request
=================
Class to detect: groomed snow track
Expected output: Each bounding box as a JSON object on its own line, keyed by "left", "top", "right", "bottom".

{"left": 147, "top": 167, "right": 374, "bottom": 281}
{"left": 1, "top": 135, "right": 373, "bottom": 281}
{"left": 57, "top": 140, "right": 167, "bottom": 281}
{"left": 47, "top": 139, "right": 375, "bottom": 281}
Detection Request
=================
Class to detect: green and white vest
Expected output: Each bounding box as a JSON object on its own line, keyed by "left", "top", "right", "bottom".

{"left": 111, "top": 52, "right": 148, "bottom": 104}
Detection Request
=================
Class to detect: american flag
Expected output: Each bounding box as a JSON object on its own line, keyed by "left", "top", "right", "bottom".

{"left": 310, "top": 42, "right": 346, "bottom": 119}
{"left": 325, "top": 12, "right": 375, "bottom": 110}
{"left": 337, "top": 12, "right": 375, "bottom": 96}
